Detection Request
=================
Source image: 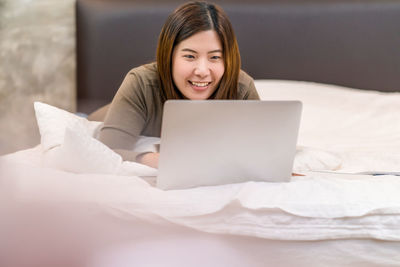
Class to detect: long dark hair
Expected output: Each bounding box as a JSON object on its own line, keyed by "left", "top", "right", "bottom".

{"left": 156, "top": 1, "right": 241, "bottom": 101}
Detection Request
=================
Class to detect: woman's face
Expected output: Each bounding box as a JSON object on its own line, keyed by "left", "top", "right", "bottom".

{"left": 172, "top": 30, "right": 225, "bottom": 100}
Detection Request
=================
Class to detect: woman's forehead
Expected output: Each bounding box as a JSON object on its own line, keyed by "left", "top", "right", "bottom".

{"left": 175, "top": 30, "right": 222, "bottom": 52}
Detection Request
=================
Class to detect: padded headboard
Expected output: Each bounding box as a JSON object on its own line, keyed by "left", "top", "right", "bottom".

{"left": 76, "top": 0, "right": 400, "bottom": 113}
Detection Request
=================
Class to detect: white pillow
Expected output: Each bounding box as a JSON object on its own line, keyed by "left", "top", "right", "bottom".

{"left": 35, "top": 102, "right": 157, "bottom": 176}
{"left": 34, "top": 101, "right": 160, "bottom": 153}
{"left": 44, "top": 121, "right": 157, "bottom": 176}
{"left": 34, "top": 102, "right": 102, "bottom": 151}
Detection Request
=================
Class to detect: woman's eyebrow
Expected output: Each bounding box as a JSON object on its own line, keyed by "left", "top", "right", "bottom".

{"left": 181, "top": 48, "right": 222, "bottom": 54}
{"left": 208, "top": 49, "right": 222, "bottom": 54}
{"left": 181, "top": 48, "right": 197, "bottom": 53}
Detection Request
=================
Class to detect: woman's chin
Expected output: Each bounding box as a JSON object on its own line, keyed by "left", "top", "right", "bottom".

{"left": 182, "top": 87, "right": 216, "bottom": 100}
{"left": 186, "top": 94, "right": 208, "bottom": 100}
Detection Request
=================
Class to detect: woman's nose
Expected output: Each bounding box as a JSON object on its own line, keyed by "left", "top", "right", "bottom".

{"left": 194, "top": 59, "right": 210, "bottom": 77}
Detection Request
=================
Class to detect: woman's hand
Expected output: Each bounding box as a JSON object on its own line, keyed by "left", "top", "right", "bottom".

{"left": 137, "top": 152, "right": 159, "bottom": 169}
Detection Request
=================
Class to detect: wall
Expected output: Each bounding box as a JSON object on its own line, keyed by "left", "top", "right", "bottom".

{"left": 0, "top": 0, "right": 76, "bottom": 155}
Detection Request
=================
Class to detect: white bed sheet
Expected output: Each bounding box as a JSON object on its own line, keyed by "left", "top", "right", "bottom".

{"left": 2, "top": 80, "right": 400, "bottom": 266}
{"left": 258, "top": 80, "right": 400, "bottom": 173}
{"left": 87, "top": 219, "right": 400, "bottom": 267}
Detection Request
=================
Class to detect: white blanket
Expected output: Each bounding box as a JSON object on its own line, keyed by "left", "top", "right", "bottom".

{"left": 259, "top": 80, "right": 400, "bottom": 173}
{"left": 2, "top": 80, "right": 400, "bottom": 241}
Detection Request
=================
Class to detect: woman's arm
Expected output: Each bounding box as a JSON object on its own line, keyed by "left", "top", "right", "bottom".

{"left": 136, "top": 152, "right": 159, "bottom": 169}
{"left": 98, "top": 64, "right": 164, "bottom": 165}
{"left": 112, "top": 149, "right": 159, "bottom": 169}
{"left": 98, "top": 71, "right": 149, "bottom": 161}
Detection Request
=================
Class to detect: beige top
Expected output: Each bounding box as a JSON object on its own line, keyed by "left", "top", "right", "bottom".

{"left": 99, "top": 62, "right": 260, "bottom": 161}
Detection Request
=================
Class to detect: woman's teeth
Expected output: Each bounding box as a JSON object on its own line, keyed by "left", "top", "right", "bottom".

{"left": 190, "top": 81, "right": 210, "bottom": 87}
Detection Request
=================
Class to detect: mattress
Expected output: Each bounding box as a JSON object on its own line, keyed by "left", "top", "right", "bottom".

{"left": 1, "top": 80, "right": 400, "bottom": 266}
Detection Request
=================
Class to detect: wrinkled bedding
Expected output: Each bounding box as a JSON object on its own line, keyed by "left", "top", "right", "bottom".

{"left": 2, "top": 80, "right": 400, "bottom": 242}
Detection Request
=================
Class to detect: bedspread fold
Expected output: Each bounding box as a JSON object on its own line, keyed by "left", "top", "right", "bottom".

{"left": 2, "top": 155, "right": 400, "bottom": 241}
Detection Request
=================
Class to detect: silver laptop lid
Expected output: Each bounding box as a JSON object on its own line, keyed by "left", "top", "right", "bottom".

{"left": 157, "top": 100, "right": 302, "bottom": 190}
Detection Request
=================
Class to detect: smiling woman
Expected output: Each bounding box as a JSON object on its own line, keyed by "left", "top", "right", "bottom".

{"left": 97, "top": 1, "right": 260, "bottom": 168}
{"left": 171, "top": 30, "right": 225, "bottom": 100}
{"left": 156, "top": 1, "right": 243, "bottom": 101}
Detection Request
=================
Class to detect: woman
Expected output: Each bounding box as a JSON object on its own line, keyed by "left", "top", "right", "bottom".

{"left": 98, "top": 1, "right": 260, "bottom": 168}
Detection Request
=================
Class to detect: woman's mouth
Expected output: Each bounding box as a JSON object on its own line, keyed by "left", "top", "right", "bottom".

{"left": 189, "top": 81, "right": 211, "bottom": 91}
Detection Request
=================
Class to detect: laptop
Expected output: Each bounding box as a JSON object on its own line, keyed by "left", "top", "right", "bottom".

{"left": 157, "top": 100, "right": 302, "bottom": 190}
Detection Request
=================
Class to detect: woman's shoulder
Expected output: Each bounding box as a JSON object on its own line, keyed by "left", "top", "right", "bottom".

{"left": 117, "top": 62, "right": 162, "bottom": 104}
{"left": 237, "top": 69, "right": 256, "bottom": 96}
{"left": 122, "top": 62, "right": 161, "bottom": 95}
{"left": 126, "top": 62, "right": 159, "bottom": 84}
{"left": 238, "top": 69, "right": 253, "bottom": 85}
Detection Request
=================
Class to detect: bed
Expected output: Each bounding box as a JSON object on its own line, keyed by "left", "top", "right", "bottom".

{"left": 2, "top": 0, "right": 400, "bottom": 266}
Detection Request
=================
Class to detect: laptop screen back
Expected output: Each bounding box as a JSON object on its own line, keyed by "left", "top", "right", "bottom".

{"left": 157, "top": 100, "right": 302, "bottom": 190}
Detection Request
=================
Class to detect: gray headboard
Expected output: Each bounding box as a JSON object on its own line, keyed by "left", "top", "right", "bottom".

{"left": 76, "top": 0, "right": 400, "bottom": 113}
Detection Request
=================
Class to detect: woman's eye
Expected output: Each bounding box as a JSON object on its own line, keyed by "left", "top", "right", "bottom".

{"left": 183, "top": 55, "right": 195, "bottom": 59}
{"left": 211, "top": 55, "right": 221, "bottom": 60}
